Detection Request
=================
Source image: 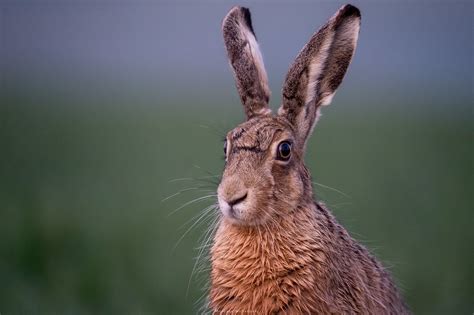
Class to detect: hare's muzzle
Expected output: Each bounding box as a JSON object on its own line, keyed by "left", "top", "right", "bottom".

{"left": 217, "top": 178, "right": 250, "bottom": 221}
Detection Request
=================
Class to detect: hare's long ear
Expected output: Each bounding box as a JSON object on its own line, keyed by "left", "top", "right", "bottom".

{"left": 222, "top": 7, "right": 271, "bottom": 120}
{"left": 279, "top": 4, "right": 360, "bottom": 144}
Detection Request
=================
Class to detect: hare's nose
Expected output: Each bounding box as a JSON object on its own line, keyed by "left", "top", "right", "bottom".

{"left": 227, "top": 192, "right": 248, "bottom": 206}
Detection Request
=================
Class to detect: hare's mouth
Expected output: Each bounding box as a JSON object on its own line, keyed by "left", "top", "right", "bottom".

{"left": 218, "top": 194, "right": 248, "bottom": 221}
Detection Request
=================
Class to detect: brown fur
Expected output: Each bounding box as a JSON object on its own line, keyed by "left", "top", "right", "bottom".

{"left": 209, "top": 4, "right": 409, "bottom": 314}
{"left": 222, "top": 6, "right": 271, "bottom": 119}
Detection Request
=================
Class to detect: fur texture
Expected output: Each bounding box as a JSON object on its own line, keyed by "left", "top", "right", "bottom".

{"left": 210, "top": 4, "right": 409, "bottom": 314}
{"left": 222, "top": 6, "right": 271, "bottom": 119}
{"left": 279, "top": 4, "right": 361, "bottom": 146}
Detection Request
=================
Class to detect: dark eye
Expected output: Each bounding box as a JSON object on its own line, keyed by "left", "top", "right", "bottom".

{"left": 277, "top": 141, "right": 292, "bottom": 161}
{"left": 223, "top": 139, "right": 228, "bottom": 155}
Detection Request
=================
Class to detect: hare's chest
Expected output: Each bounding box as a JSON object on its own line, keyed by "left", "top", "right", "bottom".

{"left": 210, "top": 258, "right": 310, "bottom": 313}
{"left": 210, "top": 232, "right": 324, "bottom": 313}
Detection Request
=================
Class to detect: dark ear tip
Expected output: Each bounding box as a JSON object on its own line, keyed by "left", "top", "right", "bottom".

{"left": 223, "top": 6, "right": 255, "bottom": 36}
{"left": 227, "top": 6, "right": 251, "bottom": 20}
{"left": 224, "top": 6, "right": 245, "bottom": 21}
{"left": 340, "top": 4, "right": 361, "bottom": 19}
{"left": 241, "top": 7, "right": 251, "bottom": 15}
{"left": 240, "top": 7, "right": 256, "bottom": 37}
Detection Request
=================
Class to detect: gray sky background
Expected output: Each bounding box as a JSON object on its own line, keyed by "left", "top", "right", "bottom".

{"left": 1, "top": 1, "right": 472, "bottom": 110}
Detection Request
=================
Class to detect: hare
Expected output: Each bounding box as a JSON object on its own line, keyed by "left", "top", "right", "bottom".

{"left": 209, "top": 4, "right": 409, "bottom": 314}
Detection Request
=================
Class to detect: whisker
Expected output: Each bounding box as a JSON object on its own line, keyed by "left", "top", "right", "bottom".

{"left": 198, "top": 123, "right": 227, "bottom": 138}
{"left": 187, "top": 213, "right": 220, "bottom": 298}
{"left": 179, "top": 203, "right": 217, "bottom": 231}
{"left": 168, "top": 194, "right": 218, "bottom": 217}
{"left": 161, "top": 186, "right": 213, "bottom": 202}
{"left": 173, "top": 204, "right": 218, "bottom": 251}
{"left": 170, "top": 177, "right": 219, "bottom": 187}
{"left": 169, "top": 176, "right": 220, "bottom": 183}
{"left": 192, "top": 165, "right": 222, "bottom": 180}
{"left": 312, "top": 181, "right": 351, "bottom": 198}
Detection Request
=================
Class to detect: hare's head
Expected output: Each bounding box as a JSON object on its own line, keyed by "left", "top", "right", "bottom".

{"left": 218, "top": 5, "right": 361, "bottom": 226}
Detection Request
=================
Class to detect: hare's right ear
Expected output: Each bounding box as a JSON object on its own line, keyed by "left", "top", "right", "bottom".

{"left": 222, "top": 7, "right": 271, "bottom": 120}
{"left": 279, "top": 4, "right": 361, "bottom": 145}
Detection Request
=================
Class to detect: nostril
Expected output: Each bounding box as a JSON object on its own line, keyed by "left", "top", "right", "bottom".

{"left": 228, "top": 192, "right": 248, "bottom": 206}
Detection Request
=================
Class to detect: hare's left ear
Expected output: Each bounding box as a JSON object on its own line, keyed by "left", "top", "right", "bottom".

{"left": 279, "top": 4, "right": 361, "bottom": 145}
{"left": 222, "top": 7, "right": 271, "bottom": 120}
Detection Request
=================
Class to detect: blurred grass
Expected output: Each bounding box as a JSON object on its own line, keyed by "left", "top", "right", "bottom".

{"left": 0, "top": 87, "right": 472, "bottom": 314}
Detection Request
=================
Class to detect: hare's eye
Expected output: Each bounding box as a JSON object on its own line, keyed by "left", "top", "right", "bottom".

{"left": 277, "top": 141, "right": 292, "bottom": 161}
{"left": 223, "top": 139, "right": 228, "bottom": 155}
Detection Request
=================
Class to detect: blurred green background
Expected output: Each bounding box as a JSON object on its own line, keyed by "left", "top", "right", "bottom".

{"left": 1, "top": 1, "right": 472, "bottom": 314}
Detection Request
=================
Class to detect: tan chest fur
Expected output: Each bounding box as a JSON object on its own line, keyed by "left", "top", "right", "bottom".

{"left": 209, "top": 203, "right": 408, "bottom": 314}
{"left": 210, "top": 206, "right": 332, "bottom": 314}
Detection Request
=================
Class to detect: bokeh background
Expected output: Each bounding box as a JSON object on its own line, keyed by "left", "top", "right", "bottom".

{"left": 1, "top": 1, "right": 472, "bottom": 314}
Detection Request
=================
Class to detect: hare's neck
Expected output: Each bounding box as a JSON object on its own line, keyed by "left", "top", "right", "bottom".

{"left": 210, "top": 202, "right": 328, "bottom": 312}
{"left": 211, "top": 203, "right": 325, "bottom": 273}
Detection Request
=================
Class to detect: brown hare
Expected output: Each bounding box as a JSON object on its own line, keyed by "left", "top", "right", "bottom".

{"left": 209, "top": 4, "right": 409, "bottom": 314}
